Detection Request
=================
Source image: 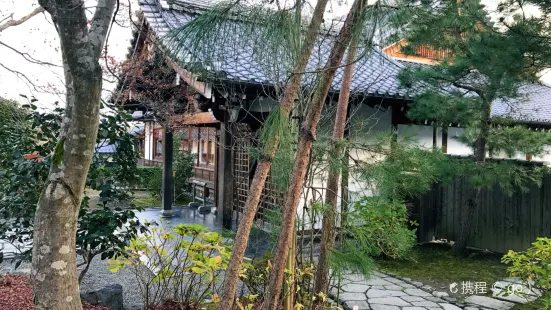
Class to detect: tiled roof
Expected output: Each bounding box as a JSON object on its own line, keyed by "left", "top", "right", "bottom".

{"left": 138, "top": 0, "right": 414, "bottom": 99}
{"left": 492, "top": 83, "right": 551, "bottom": 125}
{"left": 398, "top": 59, "right": 551, "bottom": 124}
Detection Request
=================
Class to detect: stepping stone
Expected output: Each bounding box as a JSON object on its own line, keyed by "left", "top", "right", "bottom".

{"left": 372, "top": 271, "right": 388, "bottom": 278}
{"left": 371, "top": 285, "right": 385, "bottom": 290}
{"left": 412, "top": 300, "right": 440, "bottom": 308}
{"left": 370, "top": 305, "right": 399, "bottom": 310}
{"left": 403, "top": 307, "right": 428, "bottom": 310}
{"left": 401, "top": 296, "right": 428, "bottom": 302}
{"left": 366, "top": 289, "right": 407, "bottom": 298}
{"left": 346, "top": 274, "right": 368, "bottom": 282}
{"left": 440, "top": 303, "right": 463, "bottom": 310}
{"left": 383, "top": 285, "right": 405, "bottom": 291}
{"left": 386, "top": 277, "right": 408, "bottom": 285}
{"left": 343, "top": 300, "right": 370, "bottom": 310}
{"left": 464, "top": 307, "right": 479, "bottom": 310}
{"left": 341, "top": 284, "right": 370, "bottom": 293}
{"left": 340, "top": 292, "right": 368, "bottom": 301}
{"left": 424, "top": 296, "right": 445, "bottom": 303}
{"left": 368, "top": 297, "right": 411, "bottom": 306}
{"left": 404, "top": 288, "right": 433, "bottom": 297}
{"left": 464, "top": 296, "right": 515, "bottom": 310}
{"left": 364, "top": 278, "right": 393, "bottom": 286}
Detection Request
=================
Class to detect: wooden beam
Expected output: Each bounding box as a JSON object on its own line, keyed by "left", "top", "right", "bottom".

{"left": 165, "top": 57, "right": 212, "bottom": 99}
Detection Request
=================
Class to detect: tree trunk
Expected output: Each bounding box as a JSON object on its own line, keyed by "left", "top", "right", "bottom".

{"left": 261, "top": 1, "right": 367, "bottom": 309}
{"left": 313, "top": 37, "right": 358, "bottom": 304}
{"left": 217, "top": 1, "right": 331, "bottom": 308}
{"left": 450, "top": 103, "right": 491, "bottom": 256}
{"left": 32, "top": 1, "right": 115, "bottom": 309}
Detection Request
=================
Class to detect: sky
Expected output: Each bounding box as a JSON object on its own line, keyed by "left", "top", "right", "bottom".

{"left": 0, "top": 0, "right": 549, "bottom": 109}
{"left": 0, "top": 0, "right": 136, "bottom": 109}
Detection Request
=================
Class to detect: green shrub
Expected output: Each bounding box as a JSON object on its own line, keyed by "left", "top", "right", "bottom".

{"left": 136, "top": 166, "right": 163, "bottom": 195}
{"left": 108, "top": 224, "right": 232, "bottom": 308}
{"left": 174, "top": 150, "right": 195, "bottom": 201}
{"left": 502, "top": 238, "right": 551, "bottom": 309}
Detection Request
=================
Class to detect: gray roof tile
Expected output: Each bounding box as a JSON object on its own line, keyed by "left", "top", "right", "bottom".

{"left": 138, "top": 0, "right": 412, "bottom": 98}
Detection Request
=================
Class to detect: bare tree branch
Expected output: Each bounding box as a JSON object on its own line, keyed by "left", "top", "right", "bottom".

{"left": 0, "top": 7, "right": 45, "bottom": 33}
{"left": 90, "top": 0, "right": 117, "bottom": 59}
{"left": 0, "top": 41, "right": 61, "bottom": 67}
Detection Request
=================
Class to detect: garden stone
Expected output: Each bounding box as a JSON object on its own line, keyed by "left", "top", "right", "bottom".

{"left": 404, "top": 288, "right": 433, "bottom": 296}
{"left": 366, "top": 289, "right": 407, "bottom": 298}
{"left": 422, "top": 285, "right": 434, "bottom": 292}
{"left": 403, "top": 307, "right": 428, "bottom": 310}
{"left": 339, "top": 292, "right": 368, "bottom": 301}
{"left": 433, "top": 291, "right": 449, "bottom": 297}
{"left": 364, "top": 278, "right": 393, "bottom": 286}
{"left": 443, "top": 296, "right": 457, "bottom": 302}
{"left": 464, "top": 307, "right": 479, "bottom": 310}
{"left": 401, "top": 296, "right": 428, "bottom": 302}
{"left": 424, "top": 296, "right": 445, "bottom": 302}
{"left": 370, "top": 305, "right": 399, "bottom": 310}
{"left": 412, "top": 281, "right": 424, "bottom": 287}
{"left": 372, "top": 271, "right": 387, "bottom": 278}
{"left": 412, "top": 300, "right": 440, "bottom": 308}
{"left": 80, "top": 284, "right": 123, "bottom": 310}
{"left": 386, "top": 277, "right": 408, "bottom": 285}
{"left": 383, "top": 285, "right": 404, "bottom": 291}
{"left": 440, "top": 303, "right": 463, "bottom": 310}
{"left": 341, "top": 283, "right": 370, "bottom": 293}
{"left": 343, "top": 300, "right": 370, "bottom": 310}
{"left": 464, "top": 296, "right": 515, "bottom": 310}
{"left": 370, "top": 285, "right": 385, "bottom": 290}
{"left": 402, "top": 283, "right": 416, "bottom": 288}
{"left": 368, "top": 297, "right": 411, "bottom": 306}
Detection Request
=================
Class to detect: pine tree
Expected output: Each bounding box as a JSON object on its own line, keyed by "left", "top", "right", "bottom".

{"left": 397, "top": 0, "right": 551, "bottom": 255}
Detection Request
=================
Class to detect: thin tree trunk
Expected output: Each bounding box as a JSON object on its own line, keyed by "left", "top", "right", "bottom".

{"left": 450, "top": 102, "right": 491, "bottom": 256}
{"left": 313, "top": 36, "right": 358, "bottom": 303}
{"left": 261, "top": 1, "right": 368, "bottom": 308}
{"left": 32, "top": 1, "right": 115, "bottom": 309}
{"left": 217, "top": 1, "right": 331, "bottom": 308}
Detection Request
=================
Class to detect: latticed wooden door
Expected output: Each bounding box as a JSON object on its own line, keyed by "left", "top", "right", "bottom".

{"left": 232, "top": 123, "right": 283, "bottom": 222}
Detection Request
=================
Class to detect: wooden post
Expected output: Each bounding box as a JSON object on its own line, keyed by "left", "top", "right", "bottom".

{"left": 218, "top": 116, "right": 234, "bottom": 229}
{"left": 442, "top": 125, "right": 448, "bottom": 153}
{"left": 161, "top": 129, "right": 174, "bottom": 217}
{"left": 197, "top": 127, "right": 201, "bottom": 166}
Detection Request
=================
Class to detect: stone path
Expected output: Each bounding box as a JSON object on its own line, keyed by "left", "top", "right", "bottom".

{"left": 330, "top": 271, "right": 542, "bottom": 310}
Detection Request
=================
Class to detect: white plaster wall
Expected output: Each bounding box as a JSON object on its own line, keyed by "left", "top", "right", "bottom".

{"left": 144, "top": 122, "right": 154, "bottom": 160}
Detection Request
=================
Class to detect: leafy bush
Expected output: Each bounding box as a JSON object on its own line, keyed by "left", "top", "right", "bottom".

{"left": 136, "top": 166, "right": 163, "bottom": 194}
{"left": 173, "top": 150, "right": 195, "bottom": 200}
{"left": 108, "top": 224, "right": 231, "bottom": 308}
{"left": 0, "top": 104, "right": 149, "bottom": 281}
{"left": 502, "top": 238, "right": 551, "bottom": 309}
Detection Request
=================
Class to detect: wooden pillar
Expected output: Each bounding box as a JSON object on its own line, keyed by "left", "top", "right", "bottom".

{"left": 442, "top": 125, "right": 448, "bottom": 153}
{"left": 197, "top": 127, "right": 201, "bottom": 166}
{"left": 218, "top": 116, "right": 234, "bottom": 230}
{"left": 161, "top": 129, "right": 174, "bottom": 217}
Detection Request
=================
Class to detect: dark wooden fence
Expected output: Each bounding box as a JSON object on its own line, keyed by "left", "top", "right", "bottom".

{"left": 413, "top": 175, "right": 551, "bottom": 253}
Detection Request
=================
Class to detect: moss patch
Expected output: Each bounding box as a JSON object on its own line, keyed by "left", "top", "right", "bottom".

{"left": 376, "top": 243, "right": 508, "bottom": 298}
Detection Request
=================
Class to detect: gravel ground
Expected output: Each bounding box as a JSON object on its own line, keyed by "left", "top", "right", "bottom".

{"left": 0, "top": 256, "right": 150, "bottom": 310}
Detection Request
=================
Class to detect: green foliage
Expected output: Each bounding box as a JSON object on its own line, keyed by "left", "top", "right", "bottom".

{"left": 136, "top": 166, "right": 163, "bottom": 194}
{"left": 359, "top": 141, "right": 448, "bottom": 200}
{"left": 502, "top": 238, "right": 551, "bottom": 309}
{"left": 109, "top": 224, "right": 232, "bottom": 308}
{"left": 173, "top": 149, "right": 195, "bottom": 201}
{"left": 240, "top": 251, "right": 272, "bottom": 296}
{"left": 339, "top": 197, "right": 416, "bottom": 262}
{"left": 0, "top": 105, "right": 149, "bottom": 280}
